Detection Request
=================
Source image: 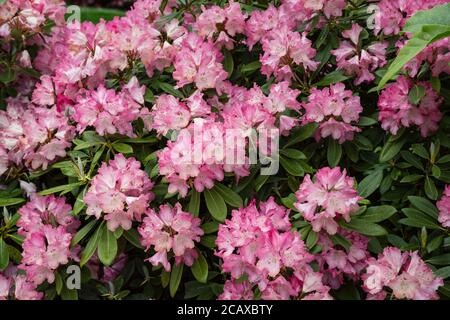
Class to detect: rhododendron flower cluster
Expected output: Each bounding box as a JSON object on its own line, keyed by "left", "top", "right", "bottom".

{"left": 294, "top": 167, "right": 361, "bottom": 235}
{"left": 84, "top": 153, "right": 154, "bottom": 231}
{"left": 302, "top": 83, "right": 362, "bottom": 143}
{"left": 138, "top": 203, "right": 203, "bottom": 271}
{"left": 216, "top": 198, "right": 332, "bottom": 300}
{"left": 316, "top": 229, "right": 370, "bottom": 289}
{"left": 437, "top": 185, "right": 450, "bottom": 228}
{"left": 0, "top": 266, "right": 43, "bottom": 300}
{"left": 378, "top": 76, "right": 443, "bottom": 137}
{"left": 17, "top": 195, "right": 79, "bottom": 285}
{"left": 71, "top": 77, "right": 149, "bottom": 137}
{"left": 0, "top": 98, "right": 75, "bottom": 175}
{"left": 173, "top": 33, "right": 228, "bottom": 91}
{"left": 332, "top": 24, "right": 387, "bottom": 85}
{"left": 194, "top": 2, "right": 247, "bottom": 49}
{"left": 362, "top": 247, "right": 443, "bottom": 300}
{"left": 260, "top": 26, "right": 318, "bottom": 82}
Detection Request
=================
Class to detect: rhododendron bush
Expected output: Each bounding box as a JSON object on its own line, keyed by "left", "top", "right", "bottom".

{"left": 1, "top": 0, "right": 450, "bottom": 301}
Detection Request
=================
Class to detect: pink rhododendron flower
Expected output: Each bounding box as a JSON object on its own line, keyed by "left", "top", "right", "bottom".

{"left": 316, "top": 229, "right": 370, "bottom": 289}
{"left": 362, "top": 247, "right": 443, "bottom": 300}
{"left": 72, "top": 77, "right": 149, "bottom": 137}
{"left": 216, "top": 198, "right": 331, "bottom": 300}
{"left": 260, "top": 26, "right": 318, "bottom": 82}
{"left": 294, "top": 167, "right": 361, "bottom": 235}
{"left": 17, "top": 195, "right": 80, "bottom": 285}
{"left": 138, "top": 203, "right": 203, "bottom": 271}
{"left": 84, "top": 153, "right": 154, "bottom": 231}
{"left": 302, "top": 83, "right": 362, "bottom": 143}
{"left": 149, "top": 94, "right": 193, "bottom": 136}
{"left": 437, "top": 185, "right": 450, "bottom": 228}
{"left": 0, "top": 264, "right": 43, "bottom": 300}
{"left": 173, "top": 33, "right": 228, "bottom": 91}
{"left": 194, "top": 2, "right": 247, "bottom": 49}
{"left": 332, "top": 23, "right": 387, "bottom": 85}
{"left": 0, "top": 97, "right": 75, "bottom": 174}
{"left": 378, "top": 76, "right": 443, "bottom": 137}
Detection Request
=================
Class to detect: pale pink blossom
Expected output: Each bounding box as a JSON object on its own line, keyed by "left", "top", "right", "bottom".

{"left": 294, "top": 167, "right": 361, "bottom": 235}
{"left": 138, "top": 203, "right": 203, "bottom": 271}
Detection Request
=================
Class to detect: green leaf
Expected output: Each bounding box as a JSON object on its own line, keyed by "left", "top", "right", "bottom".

{"left": 73, "top": 187, "right": 87, "bottom": 215}
{"left": 6, "top": 245, "right": 21, "bottom": 264}
{"left": 340, "top": 219, "right": 387, "bottom": 236}
{"left": 144, "top": 87, "right": 155, "bottom": 103}
{"left": 80, "top": 223, "right": 103, "bottom": 267}
{"left": 399, "top": 215, "right": 442, "bottom": 230}
{"left": 306, "top": 231, "right": 319, "bottom": 249}
{"left": 191, "top": 253, "right": 208, "bottom": 284}
{"left": 0, "top": 68, "right": 16, "bottom": 84}
{"left": 362, "top": 205, "right": 397, "bottom": 223}
{"left": 330, "top": 234, "right": 351, "bottom": 251}
{"left": 98, "top": 225, "right": 118, "bottom": 266}
{"left": 400, "top": 174, "right": 424, "bottom": 183}
{"left": 408, "top": 196, "right": 439, "bottom": 219}
{"left": 403, "top": 3, "right": 450, "bottom": 34}
{"left": 426, "top": 253, "right": 450, "bottom": 266}
{"left": 435, "top": 266, "right": 450, "bottom": 279}
{"left": 314, "top": 70, "right": 350, "bottom": 87}
{"left": 0, "top": 238, "right": 9, "bottom": 270}
{"left": 285, "top": 123, "right": 318, "bottom": 148}
{"left": 379, "top": 133, "right": 407, "bottom": 162}
{"left": 400, "top": 151, "right": 424, "bottom": 171}
{"left": 240, "top": 61, "right": 261, "bottom": 74}
{"left": 112, "top": 143, "right": 133, "bottom": 154}
{"left": 280, "top": 149, "right": 307, "bottom": 160}
{"left": 74, "top": 141, "right": 103, "bottom": 151}
{"left": 223, "top": 50, "right": 234, "bottom": 77}
{"left": 153, "top": 81, "right": 184, "bottom": 98}
{"left": 55, "top": 272, "right": 63, "bottom": 295}
{"left": 187, "top": 189, "right": 200, "bottom": 217}
{"left": 78, "top": 7, "right": 125, "bottom": 23}
{"left": 327, "top": 139, "right": 342, "bottom": 168}
{"left": 427, "top": 235, "right": 443, "bottom": 253}
{"left": 358, "top": 116, "right": 378, "bottom": 126}
{"left": 402, "top": 208, "right": 438, "bottom": 225}
{"left": 60, "top": 286, "right": 78, "bottom": 300}
{"left": 213, "top": 183, "right": 243, "bottom": 208}
{"left": 280, "top": 157, "right": 304, "bottom": 176}
{"left": 0, "top": 198, "right": 25, "bottom": 207}
{"left": 123, "top": 229, "right": 143, "bottom": 249}
{"left": 39, "top": 182, "right": 83, "bottom": 196}
{"left": 424, "top": 176, "right": 438, "bottom": 200}
{"left": 201, "top": 222, "right": 219, "bottom": 234}
{"left": 71, "top": 219, "right": 97, "bottom": 247}
{"left": 408, "top": 85, "right": 426, "bottom": 105}
{"left": 204, "top": 188, "right": 227, "bottom": 222}
{"left": 170, "top": 263, "right": 184, "bottom": 298}
{"left": 357, "top": 170, "right": 383, "bottom": 198}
